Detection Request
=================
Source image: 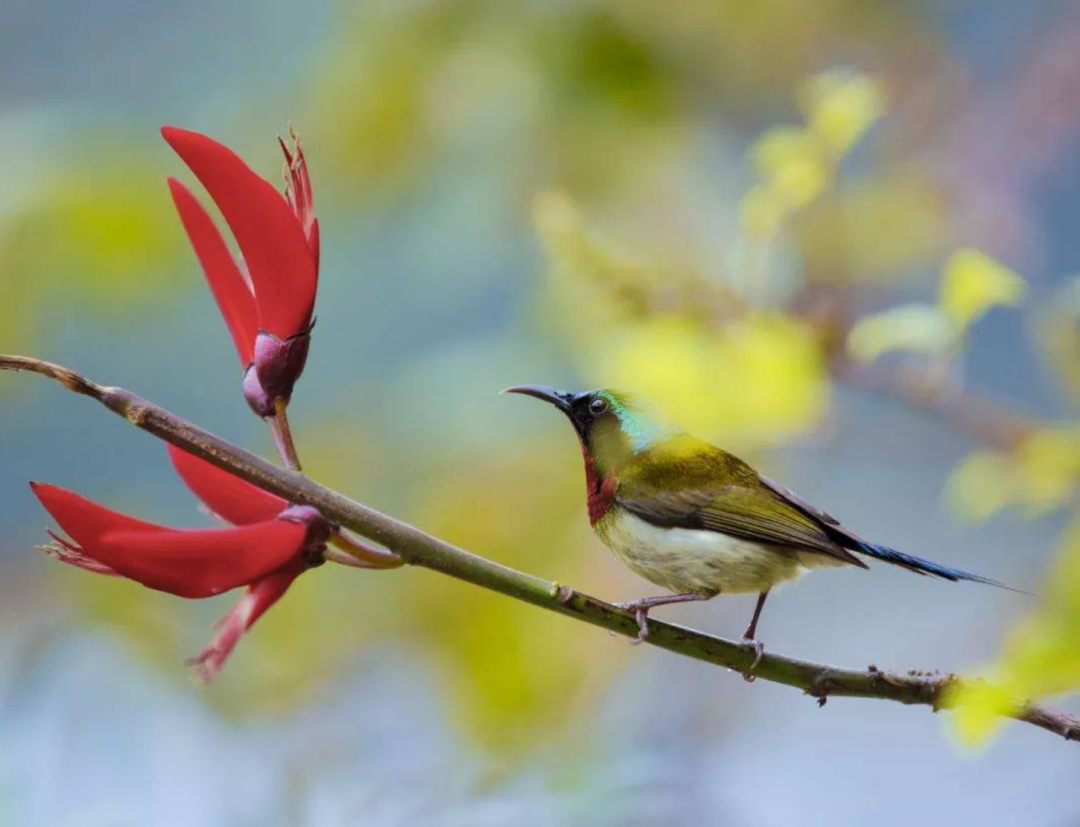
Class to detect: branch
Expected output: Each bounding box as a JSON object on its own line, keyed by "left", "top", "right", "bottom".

{"left": 2, "top": 354, "right": 1077, "bottom": 745}
{"left": 833, "top": 360, "right": 1037, "bottom": 451}
{"left": 796, "top": 291, "right": 1038, "bottom": 451}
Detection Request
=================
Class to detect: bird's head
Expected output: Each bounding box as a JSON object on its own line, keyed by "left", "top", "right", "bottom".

{"left": 504, "top": 385, "right": 664, "bottom": 474}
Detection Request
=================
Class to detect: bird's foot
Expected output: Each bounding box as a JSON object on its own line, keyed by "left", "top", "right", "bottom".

{"left": 614, "top": 600, "right": 651, "bottom": 644}
{"left": 740, "top": 636, "right": 765, "bottom": 682}
{"left": 614, "top": 593, "right": 714, "bottom": 645}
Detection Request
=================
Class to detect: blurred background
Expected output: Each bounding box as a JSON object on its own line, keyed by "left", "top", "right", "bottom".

{"left": 1, "top": 0, "right": 1079, "bottom": 824}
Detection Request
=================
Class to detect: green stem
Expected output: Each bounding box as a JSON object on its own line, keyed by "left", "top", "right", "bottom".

{"left": 1, "top": 353, "right": 1076, "bottom": 745}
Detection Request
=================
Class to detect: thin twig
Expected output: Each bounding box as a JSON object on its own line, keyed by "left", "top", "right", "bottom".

{"left": 834, "top": 360, "right": 1037, "bottom": 451}
{"left": 328, "top": 531, "right": 403, "bottom": 569}
{"left": 795, "top": 292, "right": 1038, "bottom": 451}
{"left": 2, "top": 353, "right": 1077, "bottom": 745}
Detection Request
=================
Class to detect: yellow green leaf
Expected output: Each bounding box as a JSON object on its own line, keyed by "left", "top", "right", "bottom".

{"left": 948, "top": 514, "right": 1080, "bottom": 745}
{"left": 943, "top": 450, "right": 1018, "bottom": 523}
{"left": 799, "top": 70, "right": 885, "bottom": 157}
{"left": 939, "top": 248, "right": 1026, "bottom": 331}
{"left": 1036, "top": 277, "right": 1080, "bottom": 404}
{"left": 1016, "top": 428, "right": 1080, "bottom": 515}
{"left": 945, "top": 427, "right": 1080, "bottom": 522}
{"left": 750, "top": 127, "right": 828, "bottom": 209}
{"left": 945, "top": 679, "right": 1018, "bottom": 749}
{"left": 846, "top": 304, "right": 955, "bottom": 363}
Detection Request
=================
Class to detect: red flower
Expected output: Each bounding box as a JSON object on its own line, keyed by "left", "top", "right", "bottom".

{"left": 167, "top": 442, "right": 285, "bottom": 526}
{"left": 163, "top": 126, "right": 319, "bottom": 417}
{"left": 32, "top": 448, "right": 333, "bottom": 681}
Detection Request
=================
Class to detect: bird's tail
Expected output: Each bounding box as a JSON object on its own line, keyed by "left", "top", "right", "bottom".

{"left": 852, "top": 542, "right": 1027, "bottom": 593}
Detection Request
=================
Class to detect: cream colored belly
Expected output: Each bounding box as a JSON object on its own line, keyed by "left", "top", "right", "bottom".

{"left": 596, "top": 509, "right": 845, "bottom": 595}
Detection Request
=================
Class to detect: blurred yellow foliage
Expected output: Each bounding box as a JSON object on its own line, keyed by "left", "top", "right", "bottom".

{"left": 3, "top": 159, "right": 185, "bottom": 305}
{"left": 307, "top": 0, "right": 919, "bottom": 210}
{"left": 534, "top": 189, "right": 733, "bottom": 328}
{"left": 0, "top": 153, "right": 187, "bottom": 358}
{"left": 751, "top": 128, "right": 828, "bottom": 210}
{"left": 308, "top": 0, "right": 692, "bottom": 203}
{"left": 741, "top": 70, "right": 883, "bottom": 241}
{"left": 740, "top": 185, "right": 788, "bottom": 241}
{"left": 847, "top": 304, "right": 956, "bottom": 363}
{"left": 799, "top": 70, "right": 886, "bottom": 158}
{"left": 948, "top": 678, "right": 1021, "bottom": 749}
{"left": 939, "top": 249, "right": 1026, "bottom": 330}
{"left": 797, "top": 172, "right": 946, "bottom": 286}
{"left": 533, "top": 190, "right": 654, "bottom": 327}
{"left": 847, "top": 249, "right": 1027, "bottom": 364}
{"left": 948, "top": 513, "right": 1080, "bottom": 746}
{"left": 945, "top": 426, "right": 1080, "bottom": 523}
{"left": 406, "top": 440, "right": 619, "bottom": 751}
{"left": 1036, "top": 277, "right": 1080, "bottom": 404}
{"left": 594, "top": 314, "right": 827, "bottom": 446}
{"left": 535, "top": 188, "right": 825, "bottom": 449}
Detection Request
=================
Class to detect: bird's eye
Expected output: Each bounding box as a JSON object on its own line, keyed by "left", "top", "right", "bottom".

{"left": 588, "top": 398, "right": 609, "bottom": 416}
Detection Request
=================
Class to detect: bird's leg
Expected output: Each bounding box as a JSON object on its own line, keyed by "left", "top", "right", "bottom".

{"left": 615, "top": 592, "right": 714, "bottom": 644}
{"left": 740, "top": 590, "right": 770, "bottom": 676}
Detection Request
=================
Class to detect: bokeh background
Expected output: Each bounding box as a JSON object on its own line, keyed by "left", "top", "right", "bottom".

{"left": 1, "top": 0, "right": 1079, "bottom": 824}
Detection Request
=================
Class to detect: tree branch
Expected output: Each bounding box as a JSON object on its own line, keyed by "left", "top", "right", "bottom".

{"left": 833, "top": 359, "right": 1037, "bottom": 451}
{"left": 2, "top": 353, "right": 1077, "bottom": 745}
{"left": 796, "top": 292, "right": 1039, "bottom": 451}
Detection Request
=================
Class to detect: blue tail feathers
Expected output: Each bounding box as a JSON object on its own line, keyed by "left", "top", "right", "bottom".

{"left": 853, "top": 542, "right": 1024, "bottom": 592}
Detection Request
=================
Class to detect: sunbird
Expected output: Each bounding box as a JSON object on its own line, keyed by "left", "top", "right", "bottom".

{"left": 506, "top": 385, "right": 1013, "bottom": 664}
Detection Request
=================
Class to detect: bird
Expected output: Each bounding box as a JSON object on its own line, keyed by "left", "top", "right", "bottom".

{"left": 505, "top": 385, "right": 1015, "bottom": 666}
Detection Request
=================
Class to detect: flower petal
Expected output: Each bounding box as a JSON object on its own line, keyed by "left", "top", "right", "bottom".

{"left": 167, "top": 178, "right": 258, "bottom": 366}
{"left": 308, "top": 218, "right": 321, "bottom": 272}
{"left": 31, "top": 482, "right": 168, "bottom": 542}
{"left": 95, "top": 521, "right": 308, "bottom": 598}
{"left": 162, "top": 126, "right": 317, "bottom": 339}
{"left": 31, "top": 482, "right": 309, "bottom": 599}
{"left": 188, "top": 562, "right": 303, "bottom": 683}
{"left": 167, "top": 444, "right": 286, "bottom": 526}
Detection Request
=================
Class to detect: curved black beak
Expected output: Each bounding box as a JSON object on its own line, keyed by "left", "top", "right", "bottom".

{"left": 502, "top": 384, "right": 574, "bottom": 413}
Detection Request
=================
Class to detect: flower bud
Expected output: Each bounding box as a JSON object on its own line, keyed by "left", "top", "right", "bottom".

{"left": 279, "top": 503, "right": 336, "bottom": 566}
{"left": 253, "top": 328, "right": 312, "bottom": 409}
{"left": 242, "top": 363, "right": 275, "bottom": 418}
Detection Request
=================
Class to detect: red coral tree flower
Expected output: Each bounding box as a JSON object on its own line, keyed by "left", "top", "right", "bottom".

{"left": 32, "top": 445, "right": 333, "bottom": 682}
{"left": 162, "top": 126, "right": 318, "bottom": 420}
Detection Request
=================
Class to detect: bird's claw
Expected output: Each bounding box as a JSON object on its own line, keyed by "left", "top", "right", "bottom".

{"left": 615, "top": 601, "right": 650, "bottom": 644}
{"left": 741, "top": 637, "right": 764, "bottom": 681}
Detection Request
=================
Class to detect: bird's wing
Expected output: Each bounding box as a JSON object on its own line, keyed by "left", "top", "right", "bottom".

{"left": 616, "top": 484, "right": 867, "bottom": 568}
{"left": 758, "top": 475, "right": 874, "bottom": 549}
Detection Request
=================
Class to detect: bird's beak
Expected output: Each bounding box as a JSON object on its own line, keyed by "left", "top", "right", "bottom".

{"left": 502, "top": 384, "right": 574, "bottom": 413}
